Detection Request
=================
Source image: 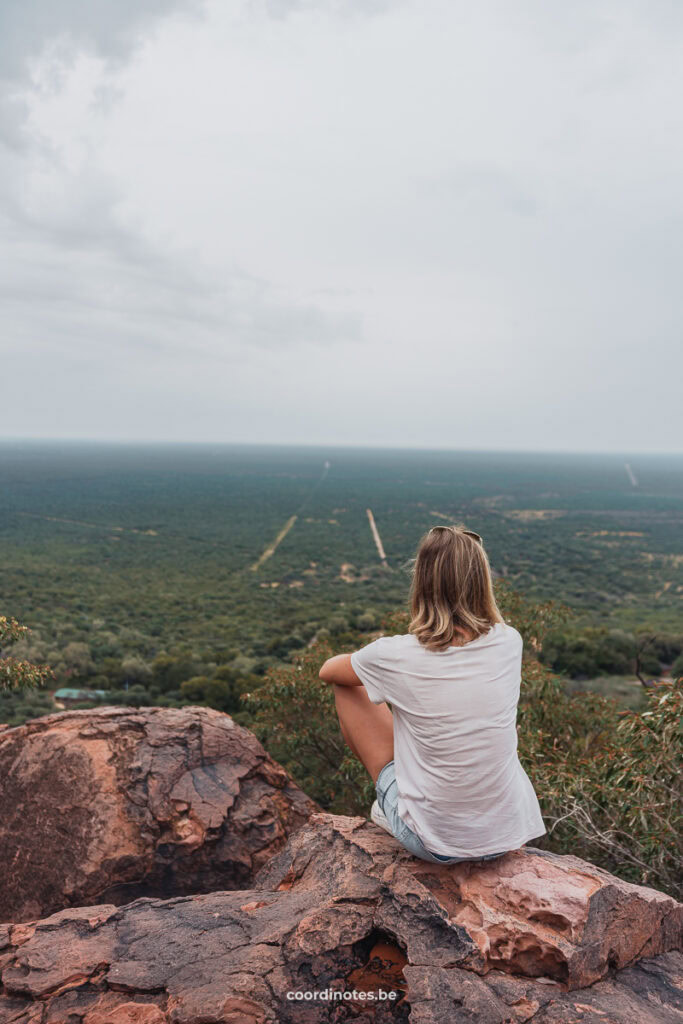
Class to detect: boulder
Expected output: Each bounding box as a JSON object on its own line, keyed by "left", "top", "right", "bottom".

{"left": 1, "top": 812, "right": 681, "bottom": 1023}
{"left": 0, "top": 707, "right": 318, "bottom": 923}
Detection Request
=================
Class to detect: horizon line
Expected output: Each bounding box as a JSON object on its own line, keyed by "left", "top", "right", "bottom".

{"left": 0, "top": 436, "right": 681, "bottom": 458}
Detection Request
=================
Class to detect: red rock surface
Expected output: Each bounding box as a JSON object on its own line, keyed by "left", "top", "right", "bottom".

{"left": 1, "top": 813, "right": 681, "bottom": 1023}
{"left": 0, "top": 707, "right": 318, "bottom": 924}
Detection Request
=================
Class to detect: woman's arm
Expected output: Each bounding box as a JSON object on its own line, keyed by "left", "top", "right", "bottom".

{"left": 318, "top": 653, "right": 364, "bottom": 686}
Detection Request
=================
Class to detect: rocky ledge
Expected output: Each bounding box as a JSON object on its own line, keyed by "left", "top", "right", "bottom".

{"left": 0, "top": 707, "right": 318, "bottom": 923}
{"left": 1, "top": 812, "right": 681, "bottom": 1023}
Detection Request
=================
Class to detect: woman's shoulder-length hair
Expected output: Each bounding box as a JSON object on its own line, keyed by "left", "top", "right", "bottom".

{"left": 407, "top": 524, "right": 505, "bottom": 652}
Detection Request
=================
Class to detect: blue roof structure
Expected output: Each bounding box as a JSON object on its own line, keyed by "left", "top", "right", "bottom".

{"left": 54, "top": 689, "right": 109, "bottom": 699}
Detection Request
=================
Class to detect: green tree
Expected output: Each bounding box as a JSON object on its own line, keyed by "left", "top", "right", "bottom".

{"left": 151, "top": 652, "right": 202, "bottom": 692}
{"left": 181, "top": 668, "right": 264, "bottom": 715}
{"left": 57, "top": 641, "right": 95, "bottom": 684}
{"left": 121, "top": 655, "right": 153, "bottom": 686}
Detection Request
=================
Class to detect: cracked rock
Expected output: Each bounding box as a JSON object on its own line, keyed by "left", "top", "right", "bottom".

{"left": 0, "top": 707, "right": 318, "bottom": 924}
{"left": 1, "top": 812, "right": 681, "bottom": 1023}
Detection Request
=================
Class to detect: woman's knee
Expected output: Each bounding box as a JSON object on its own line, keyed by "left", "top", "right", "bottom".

{"left": 333, "top": 682, "right": 371, "bottom": 716}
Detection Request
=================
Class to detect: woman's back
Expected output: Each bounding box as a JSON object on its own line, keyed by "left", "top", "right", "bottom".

{"left": 350, "top": 622, "right": 546, "bottom": 858}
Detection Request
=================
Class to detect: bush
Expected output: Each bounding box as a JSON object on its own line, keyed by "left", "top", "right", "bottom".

{"left": 150, "top": 653, "right": 202, "bottom": 692}
{"left": 121, "top": 655, "right": 153, "bottom": 685}
{"left": 541, "top": 628, "right": 636, "bottom": 678}
{"left": 0, "top": 688, "right": 54, "bottom": 727}
{"left": 520, "top": 659, "right": 682, "bottom": 898}
{"left": 241, "top": 636, "right": 355, "bottom": 811}
{"left": 107, "top": 685, "right": 152, "bottom": 708}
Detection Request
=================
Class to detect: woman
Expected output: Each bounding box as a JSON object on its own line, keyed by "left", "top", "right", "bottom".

{"left": 318, "top": 524, "right": 546, "bottom": 864}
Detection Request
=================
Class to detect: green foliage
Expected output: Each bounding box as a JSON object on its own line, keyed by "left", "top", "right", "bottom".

{"left": 540, "top": 626, "right": 668, "bottom": 679}
{"left": 58, "top": 641, "right": 95, "bottom": 682}
{"left": 105, "top": 684, "right": 152, "bottom": 709}
{"left": 150, "top": 653, "right": 203, "bottom": 693}
{"left": 494, "top": 579, "right": 574, "bottom": 648}
{"left": 242, "top": 637, "right": 354, "bottom": 811}
{"left": 520, "top": 659, "right": 682, "bottom": 898}
{"left": 0, "top": 687, "right": 54, "bottom": 728}
{"left": 0, "top": 617, "right": 54, "bottom": 693}
{"left": 3, "top": 444, "right": 683, "bottom": 709}
{"left": 0, "top": 617, "right": 29, "bottom": 648}
{"left": 180, "top": 667, "right": 263, "bottom": 714}
{"left": 562, "top": 674, "right": 646, "bottom": 711}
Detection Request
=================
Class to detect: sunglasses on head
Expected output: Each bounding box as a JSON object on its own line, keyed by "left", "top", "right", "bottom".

{"left": 429, "top": 525, "right": 483, "bottom": 545}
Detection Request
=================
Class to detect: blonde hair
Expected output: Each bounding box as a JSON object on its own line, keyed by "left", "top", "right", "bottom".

{"left": 408, "top": 524, "right": 504, "bottom": 652}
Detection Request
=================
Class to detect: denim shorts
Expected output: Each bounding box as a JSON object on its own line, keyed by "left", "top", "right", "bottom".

{"left": 375, "top": 760, "right": 508, "bottom": 865}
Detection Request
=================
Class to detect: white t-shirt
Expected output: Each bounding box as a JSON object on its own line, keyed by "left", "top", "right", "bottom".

{"left": 350, "top": 623, "right": 546, "bottom": 858}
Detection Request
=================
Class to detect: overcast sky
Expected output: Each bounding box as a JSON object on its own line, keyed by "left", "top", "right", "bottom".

{"left": 1, "top": 0, "right": 681, "bottom": 452}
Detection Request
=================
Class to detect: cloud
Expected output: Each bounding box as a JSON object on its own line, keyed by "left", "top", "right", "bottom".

{"left": 0, "top": 0, "right": 206, "bottom": 81}
{"left": 256, "top": 0, "right": 404, "bottom": 19}
{"left": 0, "top": 0, "right": 362, "bottom": 414}
{"left": 1, "top": 154, "right": 361, "bottom": 362}
{"left": 0, "top": 0, "right": 681, "bottom": 449}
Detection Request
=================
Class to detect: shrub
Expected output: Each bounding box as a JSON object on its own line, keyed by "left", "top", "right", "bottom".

{"left": 521, "top": 659, "right": 682, "bottom": 898}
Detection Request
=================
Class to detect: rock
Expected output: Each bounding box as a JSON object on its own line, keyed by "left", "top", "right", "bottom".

{"left": 0, "top": 707, "right": 318, "bottom": 924}
{"left": 1, "top": 813, "right": 681, "bottom": 1023}
{"left": 254, "top": 813, "right": 682, "bottom": 990}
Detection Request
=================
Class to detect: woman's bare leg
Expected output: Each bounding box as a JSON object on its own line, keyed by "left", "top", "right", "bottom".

{"left": 333, "top": 683, "right": 394, "bottom": 784}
